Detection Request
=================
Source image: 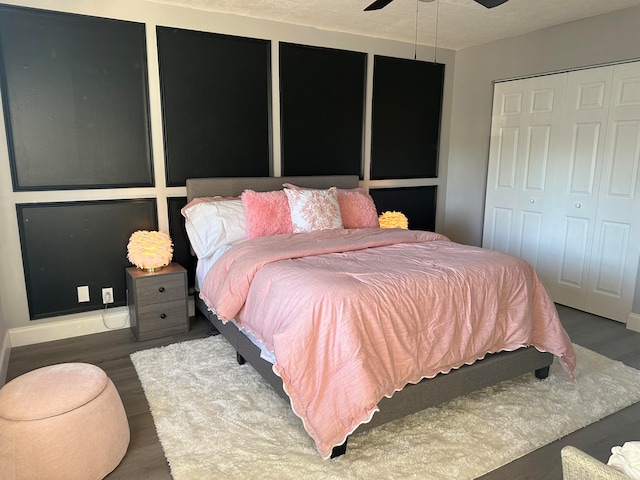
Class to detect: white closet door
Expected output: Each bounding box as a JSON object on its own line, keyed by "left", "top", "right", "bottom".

{"left": 485, "top": 62, "right": 640, "bottom": 323}
{"left": 483, "top": 73, "right": 566, "bottom": 284}
{"left": 544, "top": 66, "right": 613, "bottom": 309}
{"left": 585, "top": 62, "right": 640, "bottom": 322}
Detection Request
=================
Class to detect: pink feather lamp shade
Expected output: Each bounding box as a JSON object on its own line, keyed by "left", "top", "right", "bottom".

{"left": 127, "top": 230, "right": 174, "bottom": 272}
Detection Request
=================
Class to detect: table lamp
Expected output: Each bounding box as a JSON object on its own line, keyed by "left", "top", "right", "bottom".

{"left": 127, "top": 230, "right": 173, "bottom": 272}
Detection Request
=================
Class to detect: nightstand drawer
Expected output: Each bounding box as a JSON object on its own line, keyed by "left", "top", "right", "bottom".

{"left": 126, "top": 263, "right": 189, "bottom": 342}
{"left": 135, "top": 273, "right": 185, "bottom": 306}
{"left": 137, "top": 300, "right": 188, "bottom": 333}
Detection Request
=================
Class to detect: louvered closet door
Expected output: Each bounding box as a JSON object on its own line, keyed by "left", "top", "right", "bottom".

{"left": 483, "top": 73, "right": 567, "bottom": 287}
{"left": 584, "top": 62, "right": 640, "bottom": 322}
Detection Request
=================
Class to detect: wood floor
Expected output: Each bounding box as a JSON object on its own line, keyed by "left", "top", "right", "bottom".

{"left": 6, "top": 304, "right": 640, "bottom": 479}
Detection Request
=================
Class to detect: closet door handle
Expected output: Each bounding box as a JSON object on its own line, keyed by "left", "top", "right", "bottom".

{"left": 575, "top": 203, "right": 582, "bottom": 208}
{"left": 529, "top": 198, "right": 535, "bottom": 203}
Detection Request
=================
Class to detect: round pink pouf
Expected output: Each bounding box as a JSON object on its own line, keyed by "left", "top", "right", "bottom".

{"left": 0, "top": 363, "right": 130, "bottom": 480}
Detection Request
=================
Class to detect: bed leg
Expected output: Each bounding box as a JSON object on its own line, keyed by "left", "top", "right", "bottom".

{"left": 236, "top": 352, "right": 246, "bottom": 365}
{"left": 535, "top": 366, "right": 550, "bottom": 379}
{"left": 331, "top": 439, "right": 348, "bottom": 458}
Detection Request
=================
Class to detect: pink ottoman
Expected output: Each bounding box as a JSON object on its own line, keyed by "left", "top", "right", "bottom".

{"left": 0, "top": 363, "right": 130, "bottom": 480}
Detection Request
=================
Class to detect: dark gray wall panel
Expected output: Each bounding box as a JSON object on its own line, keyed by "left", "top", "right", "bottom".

{"left": 0, "top": 6, "right": 153, "bottom": 190}
{"left": 157, "top": 27, "right": 271, "bottom": 186}
{"left": 17, "top": 200, "right": 157, "bottom": 319}
{"left": 370, "top": 186, "right": 437, "bottom": 232}
{"left": 370, "top": 56, "right": 444, "bottom": 180}
{"left": 280, "top": 43, "right": 366, "bottom": 177}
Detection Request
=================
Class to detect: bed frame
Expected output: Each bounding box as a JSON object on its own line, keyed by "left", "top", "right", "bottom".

{"left": 186, "top": 175, "right": 554, "bottom": 457}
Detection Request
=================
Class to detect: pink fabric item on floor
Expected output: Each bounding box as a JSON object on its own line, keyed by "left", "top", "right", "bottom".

{"left": 199, "top": 228, "right": 576, "bottom": 458}
{"left": 0, "top": 363, "right": 130, "bottom": 479}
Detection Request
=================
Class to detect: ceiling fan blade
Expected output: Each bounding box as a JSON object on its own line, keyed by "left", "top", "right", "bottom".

{"left": 364, "top": 0, "right": 395, "bottom": 11}
{"left": 474, "top": 0, "right": 509, "bottom": 8}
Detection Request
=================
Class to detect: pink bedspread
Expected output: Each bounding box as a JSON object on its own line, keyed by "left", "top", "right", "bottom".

{"left": 199, "top": 228, "right": 576, "bottom": 458}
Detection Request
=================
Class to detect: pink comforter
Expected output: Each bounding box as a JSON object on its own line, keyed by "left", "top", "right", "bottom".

{"left": 199, "top": 228, "right": 576, "bottom": 458}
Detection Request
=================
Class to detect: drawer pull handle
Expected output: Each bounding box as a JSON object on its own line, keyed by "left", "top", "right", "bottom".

{"left": 160, "top": 313, "right": 166, "bottom": 319}
{"left": 159, "top": 287, "right": 165, "bottom": 293}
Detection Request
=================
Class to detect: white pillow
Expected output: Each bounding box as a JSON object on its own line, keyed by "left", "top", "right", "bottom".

{"left": 284, "top": 187, "right": 343, "bottom": 233}
{"left": 182, "top": 199, "right": 247, "bottom": 258}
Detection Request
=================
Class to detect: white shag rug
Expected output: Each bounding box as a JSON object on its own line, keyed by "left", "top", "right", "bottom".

{"left": 131, "top": 337, "right": 640, "bottom": 480}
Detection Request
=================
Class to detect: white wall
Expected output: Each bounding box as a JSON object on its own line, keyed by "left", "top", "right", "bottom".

{"left": 0, "top": 288, "right": 9, "bottom": 385}
{"left": 0, "top": 0, "right": 455, "bottom": 346}
{"left": 445, "top": 5, "right": 640, "bottom": 247}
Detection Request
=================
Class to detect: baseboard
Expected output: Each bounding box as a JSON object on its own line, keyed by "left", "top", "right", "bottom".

{"left": 8, "top": 298, "right": 195, "bottom": 348}
{"left": 0, "top": 330, "right": 10, "bottom": 386}
{"left": 627, "top": 312, "right": 640, "bottom": 333}
{"left": 9, "top": 307, "right": 130, "bottom": 348}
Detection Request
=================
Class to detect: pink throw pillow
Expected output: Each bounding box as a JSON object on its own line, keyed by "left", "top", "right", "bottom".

{"left": 284, "top": 187, "right": 343, "bottom": 233}
{"left": 338, "top": 191, "right": 380, "bottom": 229}
{"left": 242, "top": 190, "right": 293, "bottom": 238}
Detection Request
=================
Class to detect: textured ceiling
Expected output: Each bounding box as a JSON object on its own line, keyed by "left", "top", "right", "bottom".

{"left": 142, "top": 0, "right": 640, "bottom": 50}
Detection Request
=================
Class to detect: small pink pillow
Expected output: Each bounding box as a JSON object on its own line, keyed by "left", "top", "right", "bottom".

{"left": 284, "top": 187, "right": 343, "bottom": 233}
{"left": 242, "top": 190, "right": 293, "bottom": 238}
{"left": 338, "top": 191, "right": 380, "bottom": 229}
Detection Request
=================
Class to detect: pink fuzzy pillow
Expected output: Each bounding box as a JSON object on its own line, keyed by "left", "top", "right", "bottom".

{"left": 242, "top": 189, "right": 293, "bottom": 238}
{"left": 338, "top": 191, "right": 380, "bottom": 229}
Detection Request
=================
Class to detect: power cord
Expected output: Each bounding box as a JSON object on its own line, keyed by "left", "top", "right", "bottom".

{"left": 101, "top": 290, "right": 129, "bottom": 330}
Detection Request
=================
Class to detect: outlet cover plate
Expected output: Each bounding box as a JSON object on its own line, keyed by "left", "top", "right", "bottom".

{"left": 102, "top": 287, "right": 114, "bottom": 304}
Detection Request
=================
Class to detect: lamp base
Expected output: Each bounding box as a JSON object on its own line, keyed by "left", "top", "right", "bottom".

{"left": 142, "top": 266, "right": 164, "bottom": 273}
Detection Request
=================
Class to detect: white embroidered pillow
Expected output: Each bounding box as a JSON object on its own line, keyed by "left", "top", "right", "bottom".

{"left": 284, "top": 187, "right": 343, "bottom": 233}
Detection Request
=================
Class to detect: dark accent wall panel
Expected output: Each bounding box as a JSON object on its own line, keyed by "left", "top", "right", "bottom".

{"left": 370, "top": 186, "right": 437, "bottom": 232}
{"left": 167, "top": 197, "right": 196, "bottom": 292}
{"left": 0, "top": 6, "right": 153, "bottom": 190}
{"left": 17, "top": 200, "right": 157, "bottom": 319}
{"left": 370, "top": 56, "right": 444, "bottom": 180}
{"left": 280, "top": 43, "right": 366, "bottom": 177}
{"left": 157, "top": 27, "right": 271, "bottom": 186}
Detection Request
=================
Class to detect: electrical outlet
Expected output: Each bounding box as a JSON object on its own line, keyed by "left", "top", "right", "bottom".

{"left": 77, "top": 285, "right": 90, "bottom": 303}
{"left": 102, "top": 287, "right": 114, "bottom": 304}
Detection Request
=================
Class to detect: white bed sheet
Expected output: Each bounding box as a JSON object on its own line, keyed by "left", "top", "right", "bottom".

{"left": 197, "top": 249, "right": 275, "bottom": 365}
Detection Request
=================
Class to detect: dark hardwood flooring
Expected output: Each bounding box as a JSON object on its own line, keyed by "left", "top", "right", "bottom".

{"left": 6, "top": 304, "right": 640, "bottom": 479}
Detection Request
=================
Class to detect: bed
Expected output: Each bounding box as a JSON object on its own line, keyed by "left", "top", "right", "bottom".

{"left": 184, "top": 175, "right": 576, "bottom": 459}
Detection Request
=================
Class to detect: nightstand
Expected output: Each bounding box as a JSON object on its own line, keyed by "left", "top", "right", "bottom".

{"left": 126, "top": 263, "right": 189, "bottom": 341}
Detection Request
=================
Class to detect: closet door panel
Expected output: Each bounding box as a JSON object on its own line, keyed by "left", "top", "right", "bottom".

{"left": 518, "top": 211, "right": 543, "bottom": 268}
{"left": 486, "top": 207, "right": 514, "bottom": 253}
{"left": 519, "top": 119, "right": 553, "bottom": 273}
{"left": 545, "top": 67, "right": 612, "bottom": 308}
{"left": 558, "top": 216, "right": 591, "bottom": 290}
{"left": 586, "top": 62, "right": 640, "bottom": 321}
{"left": 524, "top": 125, "right": 551, "bottom": 191}
{"left": 484, "top": 74, "right": 565, "bottom": 279}
{"left": 592, "top": 221, "right": 629, "bottom": 295}
{"left": 483, "top": 81, "right": 523, "bottom": 255}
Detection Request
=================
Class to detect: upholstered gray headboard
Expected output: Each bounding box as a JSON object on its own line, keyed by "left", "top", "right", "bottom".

{"left": 186, "top": 175, "right": 360, "bottom": 202}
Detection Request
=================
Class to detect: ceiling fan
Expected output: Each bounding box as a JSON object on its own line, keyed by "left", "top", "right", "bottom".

{"left": 364, "top": 0, "right": 509, "bottom": 11}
